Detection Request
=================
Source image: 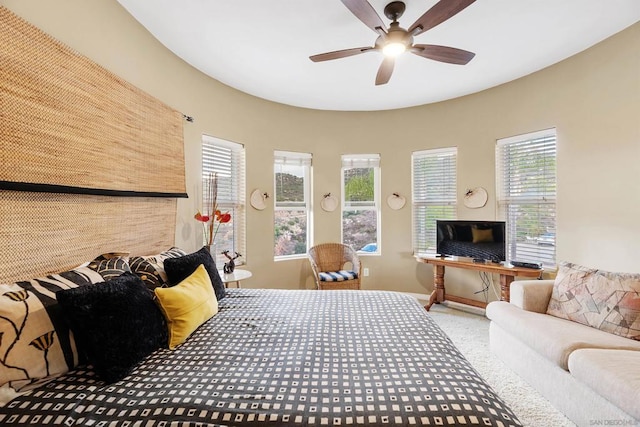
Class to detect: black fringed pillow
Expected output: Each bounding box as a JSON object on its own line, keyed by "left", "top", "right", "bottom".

{"left": 164, "top": 246, "right": 226, "bottom": 300}
{"left": 57, "top": 273, "right": 167, "bottom": 383}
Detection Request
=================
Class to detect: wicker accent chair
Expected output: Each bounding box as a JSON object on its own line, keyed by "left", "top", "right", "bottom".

{"left": 308, "top": 243, "right": 362, "bottom": 290}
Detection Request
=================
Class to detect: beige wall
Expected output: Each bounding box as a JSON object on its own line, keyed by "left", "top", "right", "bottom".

{"left": 3, "top": 0, "right": 639, "bottom": 302}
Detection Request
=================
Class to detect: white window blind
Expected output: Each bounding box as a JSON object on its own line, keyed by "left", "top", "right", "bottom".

{"left": 341, "top": 154, "right": 380, "bottom": 169}
{"left": 341, "top": 154, "right": 381, "bottom": 253}
{"left": 496, "top": 129, "right": 556, "bottom": 266}
{"left": 275, "top": 150, "right": 312, "bottom": 167}
{"left": 412, "top": 148, "right": 457, "bottom": 254}
{"left": 202, "top": 135, "right": 246, "bottom": 265}
{"left": 274, "top": 151, "right": 312, "bottom": 258}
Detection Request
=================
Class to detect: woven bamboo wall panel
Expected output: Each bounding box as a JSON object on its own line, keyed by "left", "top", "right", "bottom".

{"left": 0, "top": 6, "right": 185, "bottom": 194}
{"left": 0, "top": 190, "right": 176, "bottom": 284}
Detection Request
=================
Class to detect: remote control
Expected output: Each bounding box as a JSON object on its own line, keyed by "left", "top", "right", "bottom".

{"left": 510, "top": 260, "right": 542, "bottom": 269}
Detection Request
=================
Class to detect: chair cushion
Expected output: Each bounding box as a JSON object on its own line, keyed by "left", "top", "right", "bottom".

{"left": 319, "top": 270, "right": 358, "bottom": 282}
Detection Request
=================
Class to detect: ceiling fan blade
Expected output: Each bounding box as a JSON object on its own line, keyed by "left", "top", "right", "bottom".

{"left": 375, "top": 57, "right": 395, "bottom": 86}
{"left": 310, "top": 47, "right": 374, "bottom": 62}
{"left": 408, "top": 0, "right": 476, "bottom": 36}
{"left": 341, "top": 0, "right": 386, "bottom": 34}
{"left": 411, "top": 44, "right": 475, "bottom": 65}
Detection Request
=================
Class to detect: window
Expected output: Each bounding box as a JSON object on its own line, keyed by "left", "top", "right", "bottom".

{"left": 341, "top": 154, "right": 380, "bottom": 254}
{"left": 202, "top": 135, "right": 246, "bottom": 265}
{"left": 412, "top": 148, "right": 457, "bottom": 254}
{"left": 496, "top": 129, "right": 557, "bottom": 266}
{"left": 274, "top": 151, "right": 312, "bottom": 259}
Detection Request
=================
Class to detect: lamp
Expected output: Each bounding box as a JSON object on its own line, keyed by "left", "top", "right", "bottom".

{"left": 382, "top": 42, "right": 406, "bottom": 57}
{"left": 380, "top": 20, "right": 411, "bottom": 58}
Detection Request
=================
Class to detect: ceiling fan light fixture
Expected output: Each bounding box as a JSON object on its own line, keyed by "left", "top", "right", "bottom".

{"left": 309, "top": 0, "right": 478, "bottom": 85}
{"left": 382, "top": 41, "right": 406, "bottom": 57}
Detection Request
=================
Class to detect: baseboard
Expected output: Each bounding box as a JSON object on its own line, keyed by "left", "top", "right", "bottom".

{"left": 403, "top": 292, "right": 487, "bottom": 317}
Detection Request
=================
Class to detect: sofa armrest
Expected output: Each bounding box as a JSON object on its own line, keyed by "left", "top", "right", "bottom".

{"left": 509, "top": 280, "right": 554, "bottom": 313}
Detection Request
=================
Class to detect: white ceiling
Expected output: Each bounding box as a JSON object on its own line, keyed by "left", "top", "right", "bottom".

{"left": 116, "top": 0, "right": 640, "bottom": 112}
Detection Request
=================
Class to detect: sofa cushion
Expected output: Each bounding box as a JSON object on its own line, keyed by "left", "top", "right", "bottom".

{"left": 546, "top": 262, "right": 640, "bottom": 340}
{"left": 568, "top": 348, "right": 640, "bottom": 420}
{"left": 487, "top": 301, "right": 640, "bottom": 370}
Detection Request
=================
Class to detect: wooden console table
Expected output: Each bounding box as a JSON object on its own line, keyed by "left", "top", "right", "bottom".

{"left": 416, "top": 255, "right": 542, "bottom": 311}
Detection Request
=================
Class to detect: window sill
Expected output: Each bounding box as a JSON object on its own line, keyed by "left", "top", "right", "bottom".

{"left": 357, "top": 251, "right": 381, "bottom": 257}
{"left": 274, "top": 254, "right": 308, "bottom": 262}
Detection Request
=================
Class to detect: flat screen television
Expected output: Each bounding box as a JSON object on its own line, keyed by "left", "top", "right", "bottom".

{"left": 436, "top": 220, "right": 506, "bottom": 262}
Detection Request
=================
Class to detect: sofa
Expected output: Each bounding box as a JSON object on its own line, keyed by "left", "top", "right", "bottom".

{"left": 486, "top": 263, "right": 640, "bottom": 426}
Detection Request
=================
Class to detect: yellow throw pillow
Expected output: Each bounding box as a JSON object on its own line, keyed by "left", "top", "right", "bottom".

{"left": 471, "top": 227, "right": 494, "bottom": 243}
{"left": 154, "top": 264, "right": 218, "bottom": 349}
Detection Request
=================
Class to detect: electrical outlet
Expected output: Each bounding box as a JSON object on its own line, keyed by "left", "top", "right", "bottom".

{"left": 363, "top": 268, "right": 370, "bottom": 277}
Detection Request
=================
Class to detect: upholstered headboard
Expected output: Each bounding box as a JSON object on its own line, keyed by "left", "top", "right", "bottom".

{"left": 0, "top": 6, "right": 187, "bottom": 283}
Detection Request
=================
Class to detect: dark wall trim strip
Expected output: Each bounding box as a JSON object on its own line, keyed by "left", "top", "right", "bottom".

{"left": 0, "top": 181, "right": 188, "bottom": 198}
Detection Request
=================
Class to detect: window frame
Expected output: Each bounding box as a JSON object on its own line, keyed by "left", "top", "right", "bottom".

{"left": 201, "top": 135, "right": 246, "bottom": 266}
{"left": 496, "top": 128, "right": 557, "bottom": 267}
{"left": 341, "top": 154, "right": 381, "bottom": 255}
{"left": 411, "top": 147, "right": 458, "bottom": 255}
{"left": 273, "top": 150, "right": 313, "bottom": 261}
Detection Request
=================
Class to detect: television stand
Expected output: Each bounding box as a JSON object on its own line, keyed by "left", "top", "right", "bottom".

{"left": 416, "top": 255, "right": 543, "bottom": 311}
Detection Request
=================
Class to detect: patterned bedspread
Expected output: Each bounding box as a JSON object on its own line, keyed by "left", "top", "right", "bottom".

{"left": 0, "top": 289, "right": 520, "bottom": 426}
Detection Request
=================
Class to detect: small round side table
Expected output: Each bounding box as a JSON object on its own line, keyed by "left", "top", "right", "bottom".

{"left": 218, "top": 269, "right": 252, "bottom": 288}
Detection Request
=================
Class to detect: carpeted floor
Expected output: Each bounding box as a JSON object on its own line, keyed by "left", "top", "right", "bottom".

{"left": 426, "top": 304, "right": 576, "bottom": 427}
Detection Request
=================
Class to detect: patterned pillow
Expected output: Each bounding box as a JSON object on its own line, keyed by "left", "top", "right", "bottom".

{"left": 0, "top": 265, "right": 105, "bottom": 405}
{"left": 87, "top": 252, "right": 131, "bottom": 281}
{"left": 130, "top": 247, "right": 187, "bottom": 290}
{"left": 546, "top": 262, "right": 640, "bottom": 340}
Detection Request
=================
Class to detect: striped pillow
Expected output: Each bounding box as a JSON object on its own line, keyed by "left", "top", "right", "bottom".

{"left": 0, "top": 264, "right": 104, "bottom": 405}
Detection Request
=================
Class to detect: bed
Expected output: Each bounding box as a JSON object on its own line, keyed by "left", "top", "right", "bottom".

{"left": 0, "top": 288, "right": 520, "bottom": 426}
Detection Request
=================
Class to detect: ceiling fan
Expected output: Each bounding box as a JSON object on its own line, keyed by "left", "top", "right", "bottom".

{"left": 310, "top": 0, "right": 477, "bottom": 85}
